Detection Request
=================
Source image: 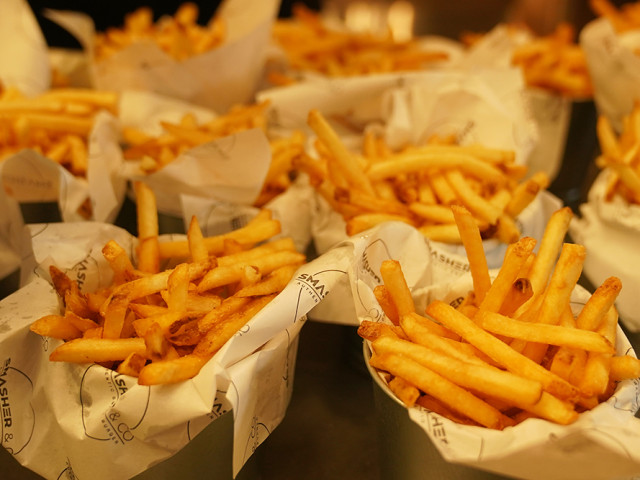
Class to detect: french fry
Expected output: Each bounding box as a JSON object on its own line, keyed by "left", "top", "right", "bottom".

{"left": 379, "top": 260, "right": 415, "bottom": 318}
{"left": 451, "top": 205, "right": 491, "bottom": 303}
{"left": 49, "top": 337, "right": 147, "bottom": 363}
{"left": 478, "top": 311, "right": 615, "bottom": 354}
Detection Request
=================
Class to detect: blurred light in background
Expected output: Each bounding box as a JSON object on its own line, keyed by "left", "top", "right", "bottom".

{"left": 324, "top": 0, "right": 415, "bottom": 39}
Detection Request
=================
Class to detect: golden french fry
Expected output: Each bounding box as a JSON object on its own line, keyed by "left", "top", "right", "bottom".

{"left": 610, "top": 355, "right": 640, "bottom": 381}
{"left": 379, "top": 260, "right": 415, "bottom": 318}
{"left": 451, "top": 205, "right": 491, "bottom": 304}
{"left": 50, "top": 337, "right": 146, "bottom": 363}
{"left": 478, "top": 311, "right": 615, "bottom": 354}
{"left": 478, "top": 237, "right": 537, "bottom": 313}
{"left": 134, "top": 181, "right": 160, "bottom": 274}
{"left": 116, "top": 352, "right": 147, "bottom": 377}
{"left": 187, "top": 215, "right": 209, "bottom": 263}
{"left": 357, "top": 320, "right": 402, "bottom": 342}
{"left": 30, "top": 314, "right": 82, "bottom": 340}
{"left": 388, "top": 376, "right": 421, "bottom": 407}
{"left": 235, "top": 264, "right": 299, "bottom": 297}
{"left": 138, "top": 354, "right": 210, "bottom": 386}
{"left": 499, "top": 278, "right": 533, "bottom": 317}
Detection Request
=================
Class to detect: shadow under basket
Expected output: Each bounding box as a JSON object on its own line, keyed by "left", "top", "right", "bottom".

{"left": 1, "top": 409, "right": 260, "bottom": 480}
{"left": 364, "top": 342, "right": 511, "bottom": 480}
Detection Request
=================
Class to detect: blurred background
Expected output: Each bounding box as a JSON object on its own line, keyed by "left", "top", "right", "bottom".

{"left": 25, "top": 0, "right": 605, "bottom": 49}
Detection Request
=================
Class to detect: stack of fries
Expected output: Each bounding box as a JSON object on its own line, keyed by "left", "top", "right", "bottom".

{"left": 595, "top": 101, "right": 640, "bottom": 204}
{"left": 269, "top": 4, "right": 449, "bottom": 85}
{"left": 590, "top": 0, "right": 640, "bottom": 34}
{"left": 94, "top": 3, "right": 226, "bottom": 62}
{"left": 360, "top": 205, "right": 640, "bottom": 429}
{"left": 122, "top": 99, "right": 305, "bottom": 207}
{"left": 461, "top": 23, "right": 592, "bottom": 98}
{"left": 510, "top": 22, "right": 593, "bottom": 98}
{"left": 298, "top": 109, "right": 549, "bottom": 244}
{"left": 0, "top": 84, "right": 118, "bottom": 177}
{"left": 29, "top": 182, "right": 306, "bottom": 385}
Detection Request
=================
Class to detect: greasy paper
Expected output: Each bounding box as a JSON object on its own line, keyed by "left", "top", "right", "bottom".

{"left": 0, "top": 221, "right": 346, "bottom": 479}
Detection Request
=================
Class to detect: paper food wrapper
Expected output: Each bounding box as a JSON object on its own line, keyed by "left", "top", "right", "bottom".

{"left": 456, "top": 24, "right": 577, "bottom": 182}
{"left": 0, "top": 0, "right": 51, "bottom": 95}
{"left": 580, "top": 17, "right": 640, "bottom": 132}
{"left": 0, "top": 220, "right": 346, "bottom": 480}
{"left": 0, "top": 187, "right": 31, "bottom": 299}
{"left": 570, "top": 170, "right": 640, "bottom": 332}
{"left": 340, "top": 221, "right": 640, "bottom": 480}
{"left": 0, "top": 110, "right": 126, "bottom": 224}
{"left": 44, "top": 0, "right": 280, "bottom": 112}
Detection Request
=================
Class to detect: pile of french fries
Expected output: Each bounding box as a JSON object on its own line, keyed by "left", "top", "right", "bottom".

{"left": 94, "top": 3, "right": 226, "bottom": 62}
{"left": 510, "top": 22, "right": 593, "bottom": 98}
{"left": 461, "top": 23, "right": 592, "bottom": 98}
{"left": 0, "top": 84, "right": 118, "bottom": 177}
{"left": 590, "top": 0, "right": 640, "bottom": 33}
{"left": 121, "top": 99, "right": 306, "bottom": 207}
{"left": 298, "top": 109, "right": 549, "bottom": 244}
{"left": 29, "top": 182, "right": 306, "bottom": 385}
{"left": 595, "top": 101, "right": 640, "bottom": 204}
{"left": 360, "top": 205, "right": 640, "bottom": 429}
{"left": 269, "top": 4, "right": 448, "bottom": 85}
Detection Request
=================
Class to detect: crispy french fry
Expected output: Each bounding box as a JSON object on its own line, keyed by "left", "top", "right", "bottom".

{"left": 451, "top": 205, "right": 491, "bottom": 304}
{"left": 50, "top": 337, "right": 147, "bottom": 363}
{"left": 478, "top": 311, "right": 615, "bottom": 354}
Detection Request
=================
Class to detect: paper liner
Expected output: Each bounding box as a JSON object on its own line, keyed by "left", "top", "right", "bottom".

{"left": 570, "top": 170, "right": 640, "bottom": 331}
{"left": 580, "top": 17, "right": 640, "bottom": 132}
{"left": 0, "top": 0, "right": 51, "bottom": 95}
{"left": 346, "top": 221, "right": 640, "bottom": 480}
{"left": 0, "top": 221, "right": 347, "bottom": 479}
